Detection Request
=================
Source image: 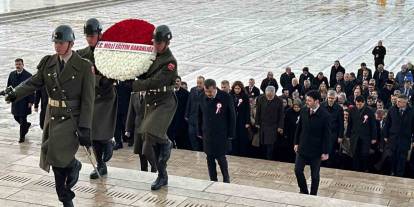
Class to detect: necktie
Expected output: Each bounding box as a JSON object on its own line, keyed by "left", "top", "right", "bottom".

{"left": 310, "top": 109, "right": 314, "bottom": 116}
{"left": 400, "top": 109, "right": 404, "bottom": 117}
{"left": 59, "top": 60, "right": 65, "bottom": 72}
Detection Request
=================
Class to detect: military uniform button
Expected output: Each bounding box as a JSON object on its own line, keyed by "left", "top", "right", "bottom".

{"left": 154, "top": 102, "right": 157, "bottom": 106}
{"left": 72, "top": 76, "right": 75, "bottom": 79}
{"left": 61, "top": 117, "right": 65, "bottom": 120}
{"left": 146, "top": 104, "right": 150, "bottom": 107}
{"left": 53, "top": 88, "right": 56, "bottom": 91}
{"left": 51, "top": 117, "right": 55, "bottom": 120}
{"left": 62, "top": 90, "right": 65, "bottom": 93}
{"left": 48, "top": 73, "right": 51, "bottom": 76}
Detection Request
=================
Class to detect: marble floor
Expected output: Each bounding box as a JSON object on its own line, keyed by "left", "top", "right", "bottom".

{"left": 0, "top": 0, "right": 414, "bottom": 88}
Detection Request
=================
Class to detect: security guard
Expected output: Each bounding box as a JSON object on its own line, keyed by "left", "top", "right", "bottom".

{"left": 133, "top": 25, "right": 177, "bottom": 190}
{"left": 5, "top": 25, "right": 95, "bottom": 207}
{"left": 77, "top": 18, "right": 117, "bottom": 179}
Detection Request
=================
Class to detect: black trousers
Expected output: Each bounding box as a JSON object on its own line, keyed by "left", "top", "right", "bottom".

{"left": 188, "top": 123, "right": 201, "bottom": 151}
{"left": 294, "top": 154, "right": 321, "bottom": 195}
{"left": 114, "top": 113, "right": 127, "bottom": 145}
{"left": 206, "top": 155, "right": 230, "bottom": 183}
{"left": 52, "top": 159, "right": 79, "bottom": 203}
{"left": 353, "top": 139, "right": 369, "bottom": 172}
{"left": 13, "top": 115, "right": 28, "bottom": 138}
{"left": 261, "top": 144, "right": 274, "bottom": 160}
{"left": 391, "top": 146, "right": 408, "bottom": 177}
{"left": 374, "top": 58, "right": 384, "bottom": 69}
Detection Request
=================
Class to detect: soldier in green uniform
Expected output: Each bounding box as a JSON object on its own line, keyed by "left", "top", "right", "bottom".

{"left": 77, "top": 18, "right": 117, "bottom": 179}
{"left": 5, "top": 25, "right": 95, "bottom": 207}
{"left": 133, "top": 25, "right": 177, "bottom": 190}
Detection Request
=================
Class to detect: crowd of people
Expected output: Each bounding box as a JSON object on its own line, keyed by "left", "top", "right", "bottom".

{"left": 163, "top": 41, "right": 414, "bottom": 180}
{"left": 5, "top": 31, "right": 414, "bottom": 203}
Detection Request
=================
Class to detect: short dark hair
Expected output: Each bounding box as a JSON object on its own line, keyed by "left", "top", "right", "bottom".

{"left": 221, "top": 80, "right": 229, "bottom": 85}
{"left": 181, "top": 81, "right": 187, "bottom": 86}
{"left": 305, "top": 90, "right": 320, "bottom": 101}
{"left": 398, "top": 94, "right": 408, "bottom": 100}
{"left": 176, "top": 76, "right": 182, "bottom": 81}
{"left": 355, "top": 96, "right": 365, "bottom": 103}
{"left": 361, "top": 62, "right": 366, "bottom": 66}
{"left": 15, "top": 58, "right": 24, "bottom": 64}
{"left": 204, "top": 79, "right": 216, "bottom": 89}
{"left": 302, "top": 67, "right": 309, "bottom": 72}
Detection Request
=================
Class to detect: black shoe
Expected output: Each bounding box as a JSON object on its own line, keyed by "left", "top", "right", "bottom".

{"left": 151, "top": 176, "right": 168, "bottom": 191}
{"left": 66, "top": 160, "right": 82, "bottom": 189}
{"left": 62, "top": 200, "right": 74, "bottom": 207}
{"left": 90, "top": 164, "right": 107, "bottom": 180}
{"left": 18, "top": 137, "right": 25, "bottom": 143}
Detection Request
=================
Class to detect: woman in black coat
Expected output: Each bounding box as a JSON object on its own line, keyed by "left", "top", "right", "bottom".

{"left": 230, "top": 81, "right": 251, "bottom": 157}
{"left": 282, "top": 99, "right": 302, "bottom": 163}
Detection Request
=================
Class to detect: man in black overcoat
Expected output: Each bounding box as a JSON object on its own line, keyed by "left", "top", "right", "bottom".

{"left": 198, "top": 79, "right": 236, "bottom": 183}
{"left": 383, "top": 95, "right": 414, "bottom": 176}
{"left": 294, "top": 90, "right": 330, "bottom": 196}
{"left": 6, "top": 58, "right": 34, "bottom": 143}
{"left": 346, "top": 96, "right": 377, "bottom": 172}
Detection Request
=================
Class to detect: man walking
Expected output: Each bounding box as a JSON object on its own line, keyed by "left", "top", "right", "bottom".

{"left": 198, "top": 79, "right": 236, "bottom": 183}
{"left": 7, "top": 58, "right": 34, "bottom": 143}
{"left": 294, "top": 90, "right": 330, "bottom": 195}
{"left": 6, "top": 25, "right": 94, "bottom": 207}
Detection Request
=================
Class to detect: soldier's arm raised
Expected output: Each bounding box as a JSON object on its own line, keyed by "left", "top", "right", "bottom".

{"left": 132, "top": 61, "right": 177, "bottom": 91}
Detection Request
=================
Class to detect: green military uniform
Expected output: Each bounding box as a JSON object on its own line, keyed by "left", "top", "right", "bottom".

{"left": 133, "top": 47, "right": 178, "bottom": 144}
{"left": 12, "top": 52, "right": 95, "bottom": 172}
{"left": 77, "top": 46, "right": 117, "bottom": 142}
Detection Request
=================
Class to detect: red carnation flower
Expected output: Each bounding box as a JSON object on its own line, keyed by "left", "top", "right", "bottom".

{"left": 101, "top": 19, "right": 154, "bottom": 45}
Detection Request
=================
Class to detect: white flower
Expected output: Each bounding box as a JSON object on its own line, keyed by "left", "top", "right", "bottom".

{"left": 94, "top": 41, "right": 156, "bottom": 81}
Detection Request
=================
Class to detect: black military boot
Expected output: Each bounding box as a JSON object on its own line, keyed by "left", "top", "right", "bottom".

{"left": 90, "top": 142, "right": 107, "bottom": 179}
{"left": 151, "top": 140, "right": 172, "bottom": 190}
{"left": 66, "top": 159, "right": 82, "bottom": 189}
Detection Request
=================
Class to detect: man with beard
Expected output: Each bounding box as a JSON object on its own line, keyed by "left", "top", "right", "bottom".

{"left": 77, "top": 18, "right": 117, "bottom": 179}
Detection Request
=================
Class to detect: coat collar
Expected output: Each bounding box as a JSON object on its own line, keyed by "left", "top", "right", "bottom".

{"left": 46, "top": 52, "right": 83, "bottom": 84}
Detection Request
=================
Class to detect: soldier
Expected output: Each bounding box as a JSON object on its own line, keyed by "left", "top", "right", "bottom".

{"left": 132, "top": 25, "right": 177, "bottom": 190}
{"left": 5, "top": 25, "right": 94, "bottom": 207}
{"left": 77, "top": 18, "right": 117, "bottom": 180}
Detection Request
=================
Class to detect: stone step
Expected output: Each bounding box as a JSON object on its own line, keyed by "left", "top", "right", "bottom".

{"left": 0, "top": 0, "right": 137, "bottom": 24}
{"left": 0, "top": 159, "right": 385, "bottom": 207}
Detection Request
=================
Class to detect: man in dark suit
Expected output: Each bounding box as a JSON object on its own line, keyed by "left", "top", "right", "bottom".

{"left": 372, "top": 40, "right": 386, "bottom": 69}
{"left": 329, "top": 60, "right": 346, "bottom": 88}
{"left": 321, "top": 90, "right": 344, "bottom": 168}
{"left": 280, "top": 67, "right": 295, "bottom": 91}
{"left": 6, "top": 58, "right": 34, "bottom": 143}
{"left": 114, "top": 81, "right": 132, "bottom": 149}
{"left": 198, "top": 79, "right": 236, "bottom": 183}
{"left": 384, "top": 95, "right": 414, "bottom": 177}
{"left": 260, "top": 71, "right": 279, "bottom": 93}
{"left": 357, "top": 63, "right": 373, "bottom": 81}
{"left": 373, "top": 64, "right": 389, "bottom": 90}
{"left": 245, "top": 78, "right": 260, "bottom": 99}
{"left": 294, "top": 90, "right": 330, "bottom": 196}
{"left": 299, "top": 67, "right": 314, "bottom": 88}
{"left": 185, "top": 76, "right": 205, "bottom": 151}
{"left": 168, "top": 76, "right": 190, "bottom": 149}
{"left": 346, "top": 96, "right": 377, "bottom": 172}
{"left": 255, "top": 86, "right": 284, "bottom": 160}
